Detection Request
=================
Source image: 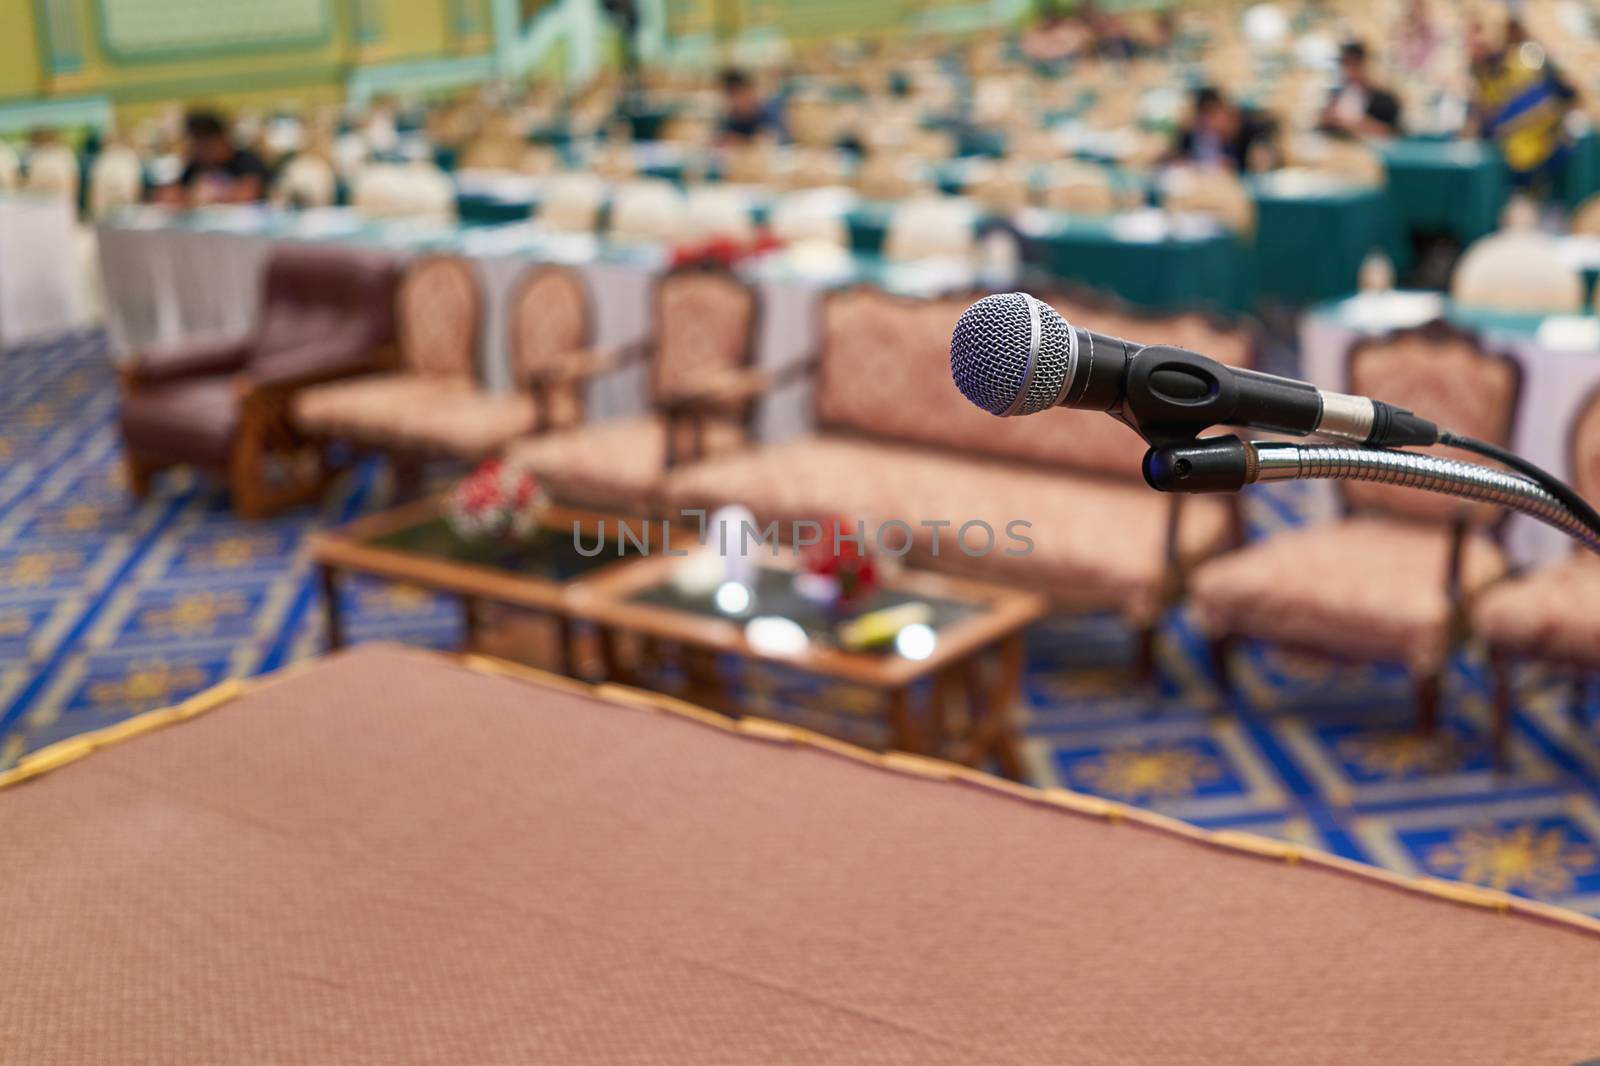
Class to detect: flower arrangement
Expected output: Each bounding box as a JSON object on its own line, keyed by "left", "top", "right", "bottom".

{"left": 669, "top": 229, "right": 785, "bottom": 270}
{"left": 796, "top": 516, "right": 881, "bottom": 609}
{"left": 444, "top": 459, "right": 548, "bottom": 543}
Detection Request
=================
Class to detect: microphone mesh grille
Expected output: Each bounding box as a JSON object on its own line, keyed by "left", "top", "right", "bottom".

{"left": 949, "top": 293, "right": 1071, "bottom": 416}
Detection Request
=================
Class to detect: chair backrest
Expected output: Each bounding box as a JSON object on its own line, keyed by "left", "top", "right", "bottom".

{"left": 1287, "top": 136, "right": 1386, "bottom": 187}
{"left": 813, "top": 286, "right": 1183, "bottom": 480}
{"left": 1040, "top": 162, "right": 1120, "bottom": 214}
{"left": 591, "top": 141, "right": 637, "bottom": 181}
{"left": 966, "top": 161, "right": 1032, "bottom": 213}
{"left": 509, "top": 264, "right": 591, "bottom": 387}
{"left": 272, "top": 152, "right": 336, "bottom": 209}
{"left": 855, "top": 152, "right": 924, "bottom": 201}
{"left": 1572, "top": 193, "right": 1600, "bottom": 237}
{"left": 786, "top": 98, "right": 838, "bottom": 149}
{"left": 540, "top": 173, "right": 605, "bottom": 233}
{"left": 250, "top": 245, "right": 398, "bottom": 373}
{"left": 395, "top": 255, "right": 481, "bottom": 380}
{"left": 518, "top": 145, "right": 561, "bottom": 176}
{"left": 1008, "top": 129, "right": 1061, "bottom": 164}
{"left": 1451, "top": 230, "right": 1584, "bottom": 314}
{"left": 684, "top": 185, "right": 755, "bottom": 242}
{"left": 25, "top": 143, "right": 78, "bottom": 200}
{"left": 722, "top": 139, "right": 778, "bottom": 185}
{"left": 650, "top": 268, "right": 758, "bottom": 405}
{"left": 883, "top": 197, "right": 975, "bottom": 262}
{"left": 768, "top": 194, "right": 850, "bottom": 248}
{"left": 786, "top": 148, "right": 846, "bottom": 189}
{"left": 88, "top": 145, "right": 143, "bottom": 218}
{"left": 1163, "top": 166, "right": 1254, "bottom": 234}
{"left": 1345, "top": 323, "right": 1519, "bottom": 524}
{"left": 400, "top": 162, "right": 456, "bottom": 223}
{"left": 609, "top": 179, "right": 686, "bottom": 244}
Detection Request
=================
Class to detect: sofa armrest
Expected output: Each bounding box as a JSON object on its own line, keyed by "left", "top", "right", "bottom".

{"left": 238, "top": 341, "right": 391, "bottom": 395}
{"left": 524, "top": 339, "right": 651, "bottom": 389}
{"left": 659, "top": 356, "right": 820, "bottom": 416}
{"left": 125, "top": 333, "right": 252, "bottom": 387}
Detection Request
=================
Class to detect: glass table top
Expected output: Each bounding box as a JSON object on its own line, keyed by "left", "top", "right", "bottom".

{"left": 366, "top": 515, "right": 645, "bottom": 584}
{"left": 626, "top": 566, "right": 980, "bottom": 657}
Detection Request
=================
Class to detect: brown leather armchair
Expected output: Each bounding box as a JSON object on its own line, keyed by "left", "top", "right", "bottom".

{"left": 120, "top": 246, "right": 398, "bottom": 518}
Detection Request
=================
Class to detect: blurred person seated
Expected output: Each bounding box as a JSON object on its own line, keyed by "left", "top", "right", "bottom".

{"left": 720, "top": 69, "right": 784, "bottom": 143}
{"left": 157, "top": 111, "right": 269, "bottom": 206}
{"left": 1170, "top": 87, "right": 1277, "bottom": 173}
{"left": 1320, "top": 41, "right": 1403, "bottom": 138}
{"left": 1471, "top": 17, "right": 1577, "bottom": 193}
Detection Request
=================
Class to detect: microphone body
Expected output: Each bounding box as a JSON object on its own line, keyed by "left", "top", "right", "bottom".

{"left": 950, "top": 293, "right": 1438, "bottom": 448}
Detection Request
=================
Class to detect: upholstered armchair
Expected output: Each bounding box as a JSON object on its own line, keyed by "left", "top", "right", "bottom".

{"left": 1190, "top": 322, "right": 1517, "bottom": 737}
{"left": 1475, "top": 387, "right": 1600, "bottom": 764}
{"left": 503, "top": 267, "right": 762, "bottom": 514}
{"left": 293, "top": 259, "right": 592, "bottom": 478}
{"left": 119, "top": 246, "right": 398, "bottom": 519}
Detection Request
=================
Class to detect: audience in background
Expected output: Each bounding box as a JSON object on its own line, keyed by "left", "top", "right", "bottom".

{"left": 159, "top": 111, "right": 269, "bottom": 206}
{"left": 1019, "top": 6, "right": 1092, "bottom": 65}
{"left": 719, "top": 69, "right": 783, "bottom": 143}
{"left": 1170, "top": 87, "right": 1277, "bottom": 173}
{"left": 1320, "top": 41, "right": 1403, "bottom": 138}
{"left": 1471, "top": 18, "right": 1577, "bottom": 191}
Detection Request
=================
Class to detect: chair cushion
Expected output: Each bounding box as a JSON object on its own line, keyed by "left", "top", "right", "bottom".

{"left": 1188, "top": 516, "right": 1508, "bottom": 672}
{"left": 1474, "top": 555, "right": 1600, "bottom": 663}
{"left": 505, "top": 416, "right": 746, "bottom": 513}
{"left": 120, "top": 378, "right": 239, "bottom": 468}
{"left": 293, "top": 374, "right": 536, "bottom": 460}
{"left": 665, "top": 434, "right": 1236, "bottom": 621}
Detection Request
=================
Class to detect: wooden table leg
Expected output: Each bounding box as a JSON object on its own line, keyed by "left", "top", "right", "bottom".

{"left": 927, "top": 668, "right": 961, "bottom": 760}
{"left": 319, "top": 565, "right": 344, "bottom": 651}
{"left": 597, "top": 626, "right": 628, "bottom": 685}
{"left": 962, "top": 633, "right": 1027, "bottom": 781}
{"left": 460, "top": 596, "right": 479, "bottom": 652}
{"left": 683, "top": 647, "right": 725, "bottom": 713}
{"left": 887, "top": 687, "right": 919, "bottom": 754}
{"left": 558, "top": 616, "right": 581, "bottom": 678}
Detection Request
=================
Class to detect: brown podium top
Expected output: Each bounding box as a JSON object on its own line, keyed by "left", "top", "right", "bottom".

{"left": 3, "top": 645, "right": 1597, "bottom": 1065}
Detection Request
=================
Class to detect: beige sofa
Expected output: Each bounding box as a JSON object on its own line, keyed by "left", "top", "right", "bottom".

{"left": 664, "top": 285, "right": 1257, "bottom": 665}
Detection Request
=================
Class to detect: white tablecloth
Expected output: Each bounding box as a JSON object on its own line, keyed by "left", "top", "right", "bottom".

{"left": 95, "top": 215, "right": 822, "bottom": 442}
{"left": 0, "top": 194, "right": 87, "bottom": 345}
{"left": 1301, "top": 293, "right": 1600, "bottom": 564}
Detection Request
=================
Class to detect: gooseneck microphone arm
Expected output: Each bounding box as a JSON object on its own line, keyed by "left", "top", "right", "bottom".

{"left": 1144, "top": 435, "right": 1600, "bottom": 555}
{"left": 948, "top": 293, "right": 1600, "bottom": 554}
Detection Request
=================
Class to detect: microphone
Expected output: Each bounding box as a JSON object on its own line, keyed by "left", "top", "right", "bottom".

{"left": 949, "top": 292, "right": 1439, "bottom": 448}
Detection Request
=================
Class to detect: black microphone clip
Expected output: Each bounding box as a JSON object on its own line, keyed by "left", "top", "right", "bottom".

{"left": 1116, "top": 347, "right": 1323, "bottom": 448}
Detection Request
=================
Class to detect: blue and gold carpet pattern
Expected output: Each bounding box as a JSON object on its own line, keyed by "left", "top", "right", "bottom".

{"left": 4, "top": 333, "right": 1600, "bottom": 914}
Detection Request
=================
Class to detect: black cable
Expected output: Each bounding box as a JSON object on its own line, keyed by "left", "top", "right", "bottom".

{"left": 1438, "top": 430, "right": 1600, "bottom": 541}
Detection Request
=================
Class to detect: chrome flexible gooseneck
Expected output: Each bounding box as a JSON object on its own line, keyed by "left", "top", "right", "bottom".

{"left": 1252, "top": 443, "right": 1600, "bottom": 554}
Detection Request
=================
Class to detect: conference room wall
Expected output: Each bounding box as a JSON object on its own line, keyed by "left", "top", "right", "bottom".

{"left": 0, "top": 0, "right": 491, "bottom": 121}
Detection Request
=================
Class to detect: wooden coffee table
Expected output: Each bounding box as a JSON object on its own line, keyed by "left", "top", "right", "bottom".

{"left": 308, "top": 499, "right": 666, "bottom": 674}
{"left": 570, "top": 552, "right": 1047, "bottom": 778}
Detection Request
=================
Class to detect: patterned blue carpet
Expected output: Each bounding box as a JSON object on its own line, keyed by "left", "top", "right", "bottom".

{"left": 4, "top": 331, "right": 1600, "bottom": 914}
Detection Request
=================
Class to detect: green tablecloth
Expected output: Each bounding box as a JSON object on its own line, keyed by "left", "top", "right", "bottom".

{"left": 1379, "top": 139, "right": 1509, "bottom": 245}
{"left": 843, "top": 202, "right": 1254, "bottom": 311}
{"left": 1029, "top": 216, "right": 1255, "bottom": 312}
{"left": 1248, "top": 178, "right": 1396, "bottom": 305}
{"left": 1558, "top": 130, "right": 1600, "bottom": 210}
{"left": 456, "top": 194, "right": 537, "bottom": 226}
